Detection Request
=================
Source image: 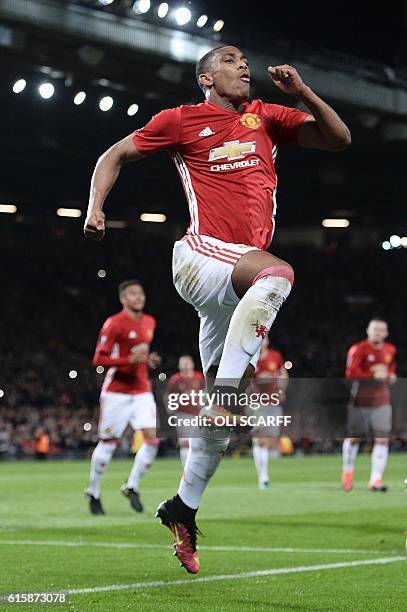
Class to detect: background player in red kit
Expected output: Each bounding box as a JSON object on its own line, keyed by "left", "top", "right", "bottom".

{"left": 342, "top": 319, "right": 396, "bottom": 492}
{"left": 86, "top": 280, "right": 160, "bottom": 515}
{"left": 84, "top": 45, "right": 350, "bottom": 572}
{"left": 165, "top": 355, "right": 205, "bottom": 466}
{"left": 251, "top": 337, "right": 288, "bottom": 489}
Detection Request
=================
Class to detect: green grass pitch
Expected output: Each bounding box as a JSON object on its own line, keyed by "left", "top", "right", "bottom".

{"left": 0, "top": 454, "right": 405, "bottom": 611}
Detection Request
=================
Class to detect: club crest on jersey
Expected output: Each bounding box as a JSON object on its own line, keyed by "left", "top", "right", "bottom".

{"left": 128, "top": 330, "right": 137, "bottom": 339}
{"left": 240, "top": 113, "right": 261, "bottom": 129}
{"left": 209, "top": 140, "right": 256, "bottom": 161}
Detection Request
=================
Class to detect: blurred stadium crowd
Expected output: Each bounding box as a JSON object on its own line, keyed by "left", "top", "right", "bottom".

{"left": 1, "top": 223, "right": 406, "bottom": 457}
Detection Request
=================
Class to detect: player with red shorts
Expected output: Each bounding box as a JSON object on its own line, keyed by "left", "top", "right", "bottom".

{"left": 165, "top": 355, "right": 205, "bottom": 466}
{"left": 86, "top": 280, "right": 160, "bottom": 515}
{"left": 84, "top": 45, "right": 350, "bottom": 572}
{"left": 342, "top": 319, "right": 396, "bottom": 492}
{"left": 250, "top": 337, "right": 288, "bottom": 489}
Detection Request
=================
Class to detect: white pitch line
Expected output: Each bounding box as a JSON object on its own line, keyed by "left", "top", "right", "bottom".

{"left": 67, "top": 557, "right": 406, "bottom": 594}
{"left": 0, "top": 540, "right": 400, "bottom": 555}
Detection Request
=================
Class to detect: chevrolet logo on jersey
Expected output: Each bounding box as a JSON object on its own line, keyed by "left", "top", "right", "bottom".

{"left": 209, "top": 140, "right": 256, "bottom": 162}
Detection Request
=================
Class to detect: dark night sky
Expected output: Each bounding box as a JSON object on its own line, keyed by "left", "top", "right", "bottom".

{"left": 202, "top": 0, "right": 407, "bottom": 66}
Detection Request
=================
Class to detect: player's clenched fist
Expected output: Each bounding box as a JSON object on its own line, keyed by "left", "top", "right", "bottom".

{"left": 267, "top": 64, "right": 308, "bottom": 97}
{"left": 84, "top": 210, "right": 105, "bottom": 241}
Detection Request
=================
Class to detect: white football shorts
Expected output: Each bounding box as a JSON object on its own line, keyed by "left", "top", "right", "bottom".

{"left": 98, "top": 391, "right": 157, "bottom": 440}
{"left": 172, "top": 234, "right": 261, "bottom": 374}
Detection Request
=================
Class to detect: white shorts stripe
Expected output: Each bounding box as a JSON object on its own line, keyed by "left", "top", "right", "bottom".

{"left": 186, "top": 236, "right": 241, "bottom": 264}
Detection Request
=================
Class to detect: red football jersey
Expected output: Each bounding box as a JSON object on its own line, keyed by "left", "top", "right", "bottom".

{"left": 253, "top": 349, "right": 284, "bottom": 395}
{"left": 345, "top": 340, "right": 396, "bottom": 407}
{"left": 132, "top": 99, "right": 310, "bottom": 250}
{"left": 165, "top": 371, "right": 205, "bottom": 416}
{"left": 93, "top": 310, "right": 156, "bottom": 394}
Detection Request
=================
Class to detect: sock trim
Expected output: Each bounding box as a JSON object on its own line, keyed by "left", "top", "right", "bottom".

{"left": 144, "top": 438, "right": 160, "bottom": 446}
{"left": 251, "top": 265, "right": 294, "bottom": 287}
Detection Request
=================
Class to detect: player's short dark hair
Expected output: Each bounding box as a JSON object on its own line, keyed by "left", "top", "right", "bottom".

{"left": 369, "top": 317, "right": 387, "bottom": 325}
{"left": 195, "top": 46, "right": 228, "bottom": 92}
{"left": 118, "top": 279, "right": 143, "bottom": 296}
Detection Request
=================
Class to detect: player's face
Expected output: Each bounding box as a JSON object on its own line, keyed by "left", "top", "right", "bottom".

{"left": 206, "top": 47, "right": 250, "bottom": 101}
{"left": 367, "top": 321, "right": 388, "bottom": 344}
{"left": 179, "top": 356, "right": 194, "bottom": 373}
{"left": 121, "top": 284, "right": 145, "bottom": 312}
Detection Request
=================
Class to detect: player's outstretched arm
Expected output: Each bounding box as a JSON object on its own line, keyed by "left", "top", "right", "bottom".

{"left": 84, "top": 135, "right": 144, "bottom": 241}
{"left": 268, "top": 64, "right": 351, "bottom": 151}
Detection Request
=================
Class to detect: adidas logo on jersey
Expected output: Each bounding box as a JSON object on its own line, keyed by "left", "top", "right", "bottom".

{"left": 199, "top": 126, "right": 215, "bottom": 137}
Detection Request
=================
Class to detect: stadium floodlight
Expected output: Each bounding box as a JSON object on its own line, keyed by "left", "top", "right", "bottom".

{"left": 174, "top": 7, "right": 192, "bottom": 26}
{"left": 0, "top": 204, "right": 17, "bottom": 214}
{"left": 0, "top": 390, "right": 4, "bottom": 398}
{"left": 158, "top": 2, "right": 169, "bottom": 18}
{"left": 13, "top": 79, "right": 26, "bottom": 94}
{"left": 98, "top": 269, "right": 107, "bottom": 278}
{"left": 98, "top": 0, "right": 114, "bottom": 5}
{"left": 140, "top": 213, "right": 166, "bottom": 222}
{"left": 284, "top": 360, "right": 293, "bottom": 370}
{"left": 74, "top": 91, "right": 86, "bottom": 105}
{"left": 389, "top": 234, "right": 401, "bottom": 248}
{"left": 96, "top": 366, "right": 105, "bottom": 374}
{"left": 38, "top": 82, "right": 55, "bottom": 99}
{"left": 381, "top": 240, "right": 391, "bottom": 250}
{"left": 69, "top": 370, "right": 78, "bottom": 379}
{"left": 99, "top": 96, "right": 113, "bottom": 111}
{"left": 133, "top": 0, "right": 151, "bottom": 14}
{"left": 322, "top": 218, "right": 350, "bottom": 228}
{"left": 57, "top": 208, "right": 82, "bottom": 218}
{"left": 400, "top": 236, "right": 407, "bottom": 247}
{"left": 83, "top": 423, "right": 92, "bottom": 431}
{"left": 196, "top": 14, "right": 208, "bottom": 27}
{"left": 213, "top": 19, "right": 224, "bottom": 32}
{"left": 127, "top": 103, "right": 139, "bottom": 116}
